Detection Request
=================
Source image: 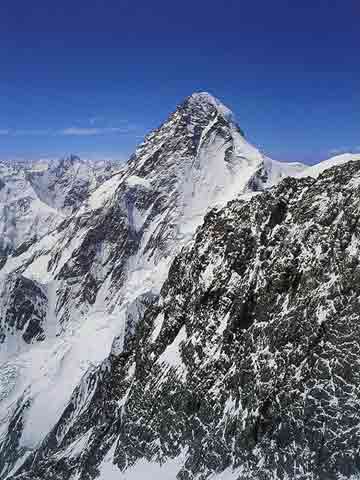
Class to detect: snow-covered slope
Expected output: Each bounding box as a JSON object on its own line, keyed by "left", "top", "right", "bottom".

{"left": 10, "top": 157, "right": 360, "bottom": 480}
{"left": 3, "top": 92, "right": 345, "bottom": 480}
{"left": 2, "top": 93, "right": 306, "bottom": 329}
{"left": 297, "top": 152, "right": 360, "bottom": 179}
{"left": 0, "top": 156, "right": 118, "bottom": 260}
{"left": 0, "top": 162, "right": 62, "bottom": 258}
{"left": 27, "top": 155, "right": 118, "bottom": 213}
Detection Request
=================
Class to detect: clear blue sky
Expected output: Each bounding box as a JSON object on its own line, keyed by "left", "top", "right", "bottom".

{"left": 0, "top": 0, "right": 358, "bottom": 164}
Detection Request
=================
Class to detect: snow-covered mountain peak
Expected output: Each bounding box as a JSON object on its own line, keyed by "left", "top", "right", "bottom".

{"left": 0, "top": 156, "right": 118, "bottom": 259}
{"left": 130, "top": 91, "right": 247, "bottom": 178}
{"left": 183, "top": 91, "right": 237, "bottom": 124}
{"left": 46, "top": 154, "right": 91, "bottom": 182}
{"left": 26, "top": 154, "right": 113, "bottom": 213}
{"left": 0, "top": 93, "right": 311, "bottom": 479}
{"left": 53, "top": 153, "right": 84, "bottom": 170}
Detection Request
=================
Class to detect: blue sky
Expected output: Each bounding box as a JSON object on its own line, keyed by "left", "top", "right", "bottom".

{"left": 0, "top": 0, "right": 358, "bottom": 164}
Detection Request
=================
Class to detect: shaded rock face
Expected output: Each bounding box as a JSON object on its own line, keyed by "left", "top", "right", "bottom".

{"left": 10, "top": 161, "right": 360, "bottom": 480}
{"left": 0, "top": 274, "right": 47, "bottom": 345}
{"left": 0, "top": 400, "right": 30, "bottom": 479}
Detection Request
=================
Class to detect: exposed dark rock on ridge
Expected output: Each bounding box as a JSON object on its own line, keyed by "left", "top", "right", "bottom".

{"left": 0, "top": 274, "right": 47, "bottom": 345}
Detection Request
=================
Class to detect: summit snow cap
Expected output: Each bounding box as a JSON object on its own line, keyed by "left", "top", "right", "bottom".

{"left": 181, "top": 91, "right": 238, "bottom": 124}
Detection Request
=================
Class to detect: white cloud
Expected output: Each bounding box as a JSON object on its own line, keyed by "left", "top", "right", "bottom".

{"left": 16, "top": 129, "right": 52, "bottom": 136}
{"left": 0, "top": 129, "right": 52, "bottom": 137}
{"left": 60, "top": 127, "right": 130, "bottom": 136}
{"left": 0, "top": 126, "right": 137, "bottom": 137}
{"left": 61, "top": 127, "right": 103, "bottom": 136}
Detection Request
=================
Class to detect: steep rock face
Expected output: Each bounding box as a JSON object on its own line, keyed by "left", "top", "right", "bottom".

{"left": 9, "top": 159, "right": 360, "bottom": 480}
{"left": 0, "top": 273, "right": 47, "bottom": 346}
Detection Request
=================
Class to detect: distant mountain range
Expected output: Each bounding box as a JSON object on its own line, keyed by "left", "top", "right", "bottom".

{"left": 0, "top": 155, "right": 121, "bottom": 258}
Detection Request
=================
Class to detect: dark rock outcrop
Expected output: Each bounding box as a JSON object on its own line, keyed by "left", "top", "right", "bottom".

{"left": 0, "top": 274, "right": 47, "bottom": 345}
